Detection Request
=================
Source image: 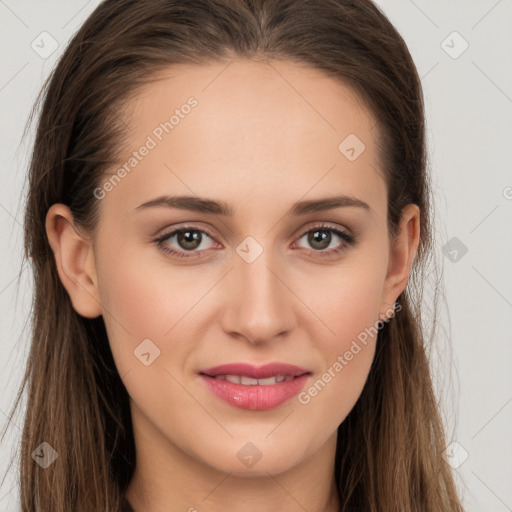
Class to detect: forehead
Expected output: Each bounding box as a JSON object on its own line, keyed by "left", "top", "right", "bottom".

{"left": 103, "top": 59, "right": 386, "bottom": 217}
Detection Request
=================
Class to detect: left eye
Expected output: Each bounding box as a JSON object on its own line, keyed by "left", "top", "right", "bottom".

{"left": 294, "top": 226, "right": 355, "bottom": 253}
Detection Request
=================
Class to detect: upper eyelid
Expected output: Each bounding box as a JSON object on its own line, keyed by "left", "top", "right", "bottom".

{"left": 155, "top": 222, "right": 351, "bottom": 248}
{"left": 155, "top": 224, "right": 216, "bottom": 243}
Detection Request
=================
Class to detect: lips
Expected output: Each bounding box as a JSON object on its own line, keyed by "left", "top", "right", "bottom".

{"left": 198, "top": 362, "right": 311, "bottom": 410}
{"left": 200, "top": 362, "right": 310, "bottom": 379}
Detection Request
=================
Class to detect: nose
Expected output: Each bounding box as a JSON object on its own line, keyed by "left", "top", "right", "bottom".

{"left": 220, "top": 249, "right": 297, "bottom": 346}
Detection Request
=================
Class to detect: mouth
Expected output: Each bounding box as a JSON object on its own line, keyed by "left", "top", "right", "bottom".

{"left": 204, "top": 374, "right": 297, "bottom": 385}
{"left": 198, "top": 362, "right": 312, "bottom": 410}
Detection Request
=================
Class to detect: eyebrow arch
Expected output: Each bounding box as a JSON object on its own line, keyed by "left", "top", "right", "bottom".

{"left": 134, "top": 194, "right": 372, "bottom": 216}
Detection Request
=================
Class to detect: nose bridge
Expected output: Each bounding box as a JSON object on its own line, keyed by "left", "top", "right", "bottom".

{"left": 222, "top": 240, "right": 295, "bottom": 343}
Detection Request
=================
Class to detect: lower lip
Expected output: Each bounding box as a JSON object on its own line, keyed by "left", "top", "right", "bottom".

{"left": 199, "top": 374, "right": 310, "bottom": 410}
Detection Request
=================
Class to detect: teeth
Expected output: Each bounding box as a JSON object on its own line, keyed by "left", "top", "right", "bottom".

{"left": 240, "top": 376, "right": 259, "bottom": 385}
{"left": 212, "top": 374, "right": 295, "bottom": 385}
{"left": 258, "top": 377, "right": 277, "bottom": 385}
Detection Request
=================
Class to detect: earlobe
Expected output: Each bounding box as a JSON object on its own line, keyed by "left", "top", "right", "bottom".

{"left": 379, "top": 204, "right": 421, "bottom": 320}
{"left": 45, "top": 204, "right": 102, "bottom": 318}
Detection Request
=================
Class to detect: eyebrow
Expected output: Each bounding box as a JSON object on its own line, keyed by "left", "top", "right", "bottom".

{"left": 134, "top": 194, "right": 371, "bottom": 216}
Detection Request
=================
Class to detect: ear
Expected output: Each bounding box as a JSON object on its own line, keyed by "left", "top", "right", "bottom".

{"left": 379, "top": 203, "right": 421, "bottom": 321}
{"left": 45, "top": 204, "right": 102, "bottom": 318}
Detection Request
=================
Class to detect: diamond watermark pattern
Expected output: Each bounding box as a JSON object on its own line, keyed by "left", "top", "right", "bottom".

{"left": 441, "top": 31, "right": 469, "bottom": 60}
{"left": 338, "top": 134, "right": 366, "bottom": 161}
{"left": 442, "top": 236, "right": 468, "bottom": 263}
{"left": 31, "top": 442, "right": 58, "bottom": 469}
{"left": 31, "top": 32, "right": 59, "bottom": 59}
{"left": 237, "top": 442, "right": 263, "bottom": 468}
{"left": 442, "top": 441, "right": 469, "bottom": 469}
{"left": 236, "top": 236, "right": 264, "bottom": 264}
{"left": 134, "top": 338, "right": 161, "bottom": 366}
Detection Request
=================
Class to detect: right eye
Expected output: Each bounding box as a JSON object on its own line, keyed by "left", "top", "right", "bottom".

{"left": 154, "top": 226, "right": 220, "bottom": 259}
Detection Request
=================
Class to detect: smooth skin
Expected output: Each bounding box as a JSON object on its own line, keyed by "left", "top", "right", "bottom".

{"left": 46, "top": 58, "right": 420, "bottom": 512}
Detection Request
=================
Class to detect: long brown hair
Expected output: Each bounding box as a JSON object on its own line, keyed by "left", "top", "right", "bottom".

{"left": 2, "top": 0, "right": 464, "bottom": 510}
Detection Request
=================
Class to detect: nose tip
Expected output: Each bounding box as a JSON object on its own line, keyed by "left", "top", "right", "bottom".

{"left": 242, "top": 327, "right": 288, "bottom": 346}
{"left": 220, "top": 258, "right": 297, "bottom": 346}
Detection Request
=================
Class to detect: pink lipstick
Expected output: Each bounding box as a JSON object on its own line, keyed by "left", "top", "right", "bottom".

{"left": 199, "top": 362, "right": 311, "bottom": 410}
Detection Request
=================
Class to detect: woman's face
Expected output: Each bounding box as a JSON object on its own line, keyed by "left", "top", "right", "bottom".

{"left": 50, "top": 59, "right": 418, "bottom": 478}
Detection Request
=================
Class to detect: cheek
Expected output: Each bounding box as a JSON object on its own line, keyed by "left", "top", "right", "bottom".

{"left": 96, "top": 234, "right": 211, "bottom": 329}
{"left": 297, "top": 289, "right": 380, "bottom": 434}
{"left": 94, "top": 240, "right": 201, "bottom": 373}
{"left": 300, "top": 253, "right": 386, "bottom": 346}
{"left": 95, "top": 238, "right": 247, "bottom": 400}
{"left": 293, "top": 254, "right": 386, "bottom": 420}
{"left": 297, "top": 341, "right": 376, "bottom": 444}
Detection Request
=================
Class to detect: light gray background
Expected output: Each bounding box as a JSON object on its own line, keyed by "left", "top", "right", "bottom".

{"left": 1, "top": 1, "right": 511, "bottom": 510}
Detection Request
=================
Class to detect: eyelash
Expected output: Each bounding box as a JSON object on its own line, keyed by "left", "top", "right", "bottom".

{"left": 153, "top": 223, "right": 357, "bottom": 260}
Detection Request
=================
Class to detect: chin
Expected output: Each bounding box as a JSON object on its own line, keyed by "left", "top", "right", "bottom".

{"left": 197, "top": 437, "right": 309, "bottom": 477}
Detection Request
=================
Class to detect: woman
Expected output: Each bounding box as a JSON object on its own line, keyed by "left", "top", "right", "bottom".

{"left": 4, "top": 0, "right": 464, "bottom": 510}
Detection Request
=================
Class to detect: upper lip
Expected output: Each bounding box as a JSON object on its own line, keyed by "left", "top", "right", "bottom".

{"left": 199, "top": 362, "right": 311, "bottom": 379}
